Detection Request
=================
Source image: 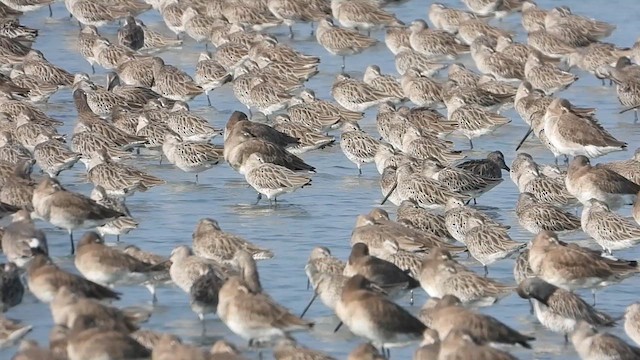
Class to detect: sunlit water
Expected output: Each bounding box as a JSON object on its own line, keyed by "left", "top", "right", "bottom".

{"left": 2, "top": 0, "right": 640, "bottom": 359}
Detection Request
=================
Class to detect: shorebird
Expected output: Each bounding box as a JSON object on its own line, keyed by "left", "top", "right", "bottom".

{"left": 165, "top": 102, "right": 222, "bottom": 143}
{"left": 27, "top": 252, "right": 120, "bottom": 303}
{"left": 571, "top": 321, "right": 640, "bottom": 359}
{"left": 331, "top": 0, "right": 402, "bottom": 35}
{"left": 521, "top": 1, "right": 546, "bottom": 32}
{"left": 528, "top": 231, "right": 640, "bottom": 294}
{"left": 194, "top": 52, "right": 232, "bottom": 106}
{"left": 316, "top": 17, "right": 377, "bottom": 71}
{"left": 625, "top": 303, "right": 640, "bottom": 347}
{"left": 192, "top": 218, "right": 273, "bottom": 262}
{"left": 566, "top": 155, "right": 639, "bottom": 209}
{"left": 428, "top": 3, "right": 476, "bottom": 34}
{"left": 385, "top": 26, "right": 410, "bottom": 55}
{"left": 396, "top": 200, "right": 452, "bottom": 241}
{"left": 463, "top": 217, "right": 524, "bottom": 275}
{"left": 363, "top": 65, "right": 404, "bottom": 101}
{"left": 31, "top": 177, "right": 124, "bottom": 254}
{"left": 422, "top": 158, "right": 503, "bottom": 201}
{"left": 516, "top": 192, "right": 581, "bottom": 234}
{"left": 394, "top": 46, "right": 449, "bottom": 77}
{"left": 0, "top": 316, "right": 32, "bottom": 349}
{"left": 65, "top": 0, "right": 129, "bottom": 27}
{"left": 23, "top": 50, "right": 74, "bottom": 87}
{"left": 600, "top": 148, "right": 640, "bottom": 184}
{"left": 90, "top": 186, "right": 138, "bottom": 242}
{"left": 420, "top": 295, "right": 534, "bottom": 347}
{"left": 400, "top": 68, "right": 443, "bottom": 108}
{"left": 408, "top": 20, "right": 468, "bottom": 60}
{"left": 162, "top": 133, "right": 223, "bottom": 182}
{"left": 224, "top": 111, "right": 299, "bottom": 148}
{"left": 582, "top": 199, "right": 640, "bottom": 254}
{"left": 544, "top": 6, "right": 616, "bottom": 42}
{"left": 456, "top": 151, "right": 509, "bottom": 179}
{"left": 524, "top": 51, "right": 578, "bottom": 95}
{"left": 1, "top": 210, "right": 47, "bottom": 268}
{"left": 0, "top": 262, "right": 23, "bottom": 312}
{"left": 419, "top": 248, "right": 513, "bottom": 307}
{"left": 65, "top": 317, "right": 150, "bottom": 360}
{"left": 340, "top": 122, "right": 380, "bottom": 175}
{"left": 243, "top": 152, "right": 312, "bottom": 206}
{"left": 446, "top": 95, "right": 510, "bottom": 149}
{"left": 518, "top": 277, "right": 614, "bottom": 342}
{"left": 305, "top": 246, "right": 345, "bottom": 288}
{"left": 348, "top": 343, "right": 386, "bottom": 360}
{"left": 343, "top": 242, "right": 420, "bottom": 300}
{"left": 74, "top": 231, "right": 163, "bottom": 302}
{"left": 527, "top": 30, "right": 575, "bottom": 60}
{"left": 332, "top": 73, "right": 392, "bottom": 112}
{"left": 544, "top": 99, "right": 626, "bottom": 159}
{"left": 117, "top": 15, "right": 144, "bottom": 51}
{"left": 335, "top": 274, "right": 425, "bottom": 357}
{"left": 150, "top": 57, "right": 202, "bottom": 102}
{"left": 272, "top": 115, "right": 336, "bottom": 154}
{"left": 274, "top": 337, "right": 335, "bottom": 360}
{"left": 514, "top": 160, "right": 578, "bottom": 207}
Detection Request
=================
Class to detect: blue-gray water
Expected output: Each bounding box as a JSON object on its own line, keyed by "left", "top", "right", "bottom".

{"left": 3, "top": 0, "right": 640, "bottom": 359}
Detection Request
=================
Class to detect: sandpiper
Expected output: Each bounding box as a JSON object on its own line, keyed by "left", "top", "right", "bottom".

{"left": 86, "top": 151, "right": 164, "bottom": 197}
{"left": 162, "top": 133, "right": 223, "bottom": 182}
{"left": 274, "top": 337, "right": 335, "bottom": 360}
{"left": 316, "top": 17, "right": 377, "bottom": 71}
{"left": 428, "top": 3, "right": 476, "bottom": 34}
{"left": 516, "top": 192, "right": 581, "bottom": 234}
{"left": 582, "top": 199, "right": 640, "bottom": 254}
{"left": 339, "top": 122, "right": 380, "bottom": 175}
{"left": 400, "top": 68, "right": 443, "bottom": 108}
{"left": 521, "top": 1, "right": 546, "bottom": 32}
{"left": 456, "top": 151, "right": 509, "bottom": 179}
{"left": 419, "top": 248, "right": 513, "bottom": 307}
{"left": 527, "top": 30, "right": 575, "bottom": 60}
{"left": 396, "top": 200, "right": 452, "bottom": 241}
{"left": 272, "top": 115, "right": 336, "bottom": 154}
{"left": 23, "top": 50, "right": 74, "bottom": 87}
{"left": 243, "top": 152, "right": 312, "bottom": 206}
{"left": 150, "top": 57, "right": 202, "bottom": 102}
{"left": 408, "top": 20, "right": 469, "bottom": 60}
{"left": 566, "top": 155, "right": 639, "bottom": 209}
{"left": 32, "top": 177, "right": 124, "bottom": 254}
{"left": 65, "top": 0, "right": 129, "bottom": 27}
{"left": 331, "top": 0, "right": 402, "bottom": 35}
{"left": 624, "top": 303, "right": 640, "bottom": 346}
{"left": 600, "top": 148, "right": 640, "bottom": 184}
{"left": 524, "top": 51, "right": 578, "bottom": 95}
{"left": 194, "top": 52, "right": 232, "bottom": 106}
{"left": 446, "top": 95, "right": 510, "bottom": 149}
{"left": 394, "top": 46, "right": 449, "bottom": 77}
{"left": 363, "top": 65, "right": 404, "bottom": 102}
{"left": 463, "top": 217, "right": 525, "bottom": 275}
{"left": 192, "top": 218, "right": 273, "bottom": 262}
{"left": 422, "top": 158, "right": 503, "bottom": 201}
{"left": 332, "top": 73, "right": 392, "bottom": 112}
{"left": 437, "top": 329, "right": 520, "bottom": 360}
{"left": 0, "top": 316, "right": 32, "bottom": 349}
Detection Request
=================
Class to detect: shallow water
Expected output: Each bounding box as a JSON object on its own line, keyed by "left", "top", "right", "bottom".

{"left": 3, "top": 0, "right": 640, "bottom": 359}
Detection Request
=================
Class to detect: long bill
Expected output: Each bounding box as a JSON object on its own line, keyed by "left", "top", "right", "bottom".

{"left": 334, "top": 321, "right": 343, "bottom": 333}
{"left": 515, "top": 127, "right": 534, "bottom": 151}
{"left": 619, "top": 104, "right": 640, "bottom": 114}
{"left": 380, "top": 181, "right": 398, "bottom": 205}
{"left": 299, "top": 292, "right": 319, "bottom": 319}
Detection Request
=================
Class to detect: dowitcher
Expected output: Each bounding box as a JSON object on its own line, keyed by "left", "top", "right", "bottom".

{"left": 331, "top": 0, "right": 402, "bottom": 35}
{"left": 409, "top": 20, "right": 468, "bottom": 60}
{"left": 74, "top": 231, "right": 162, "bottom": 301}
{"left": 117, "top": 15, "right": 144, "bottom": 51}
{"left": 600, "top": 148, "right": 640, "bottom": 184}
{"left": 349, "top": 343, "right": 386, "bottom": 360}
{"left": 566, "top": 155, "right": 639, "bottom": 209}
{"left": 0, "top": 262, "right": 23, "bottom": 312}
{"left": 385, "top": 26, "right": 410, "bottom": 55}
{"left": 335, "top": 274, "right": 425, "bottom": 355}
{"left": 420, "top": 295, "right": 535, "bottom": 347}
{"left": 428, "top": 3, "right": 476, "bottom": 34}
{"left": 446, "top": 95, "right": 510, "bottom": 149}
{"left": 65, "top": 318, "right": 150, "bottom": 360}
{"left": 32, "top": 177, "right": 124, "bottom": 254}
{"left": 195, "top": 52, "right": 232, "bottom": 106}
{"left": 463, "top": 218, "right": 525, "bottom": 275}
{"left": 544, "top": 99, "right": 626, "bottom": 159}
{"left": 571, "top": 321, "right": 640, "bottom": 359}
{"left": 396, "top": 200, "right": 452, "bottom": 241}
{"left": 316, "top": 17, "right": 377, "bottom": 70}
{"left": 524, "top": 51, "right": 578, "bottom": 95}
{"left": 224, "top": 125, "right": 315, "bottom": 175}
{"left": 243, "top": 152, "right": 312, "bottom": 205}
{"left": 332, "top": 73, "right": 392, "bottom": 112}
{"left": 340, "top": 121, "right": 380, "bottom": 175}
{"left": 224, "top": 111, "right": 298, "bottom": 148}
{"left": 422, "top": 159, "right": 503, "bottom": 201}
{"left": 456, "top": 151, "right": 509, "bottom": 179}
{"left": 419, "top": 248, "right": 513, "bottom": 307}
{"left": 273, "top": 115, "right": 335, "bottom": 154}
{"left": 401, "top": 68, "right": 443, "bottom": 108}
{"left": 582, "top": 199, "right": 640, "bottom": 254}
{"left": 344, "top": 242, "right": 420, "bottom": 300}
{"left": 470, "top": 38, "right": 524, "bottom": 81}
{"left": 394, "top": 46, "right": 449, "bottom": 77}
{"left": 1, "top": 210, "right": 47, "bottom": 268}
{"left": 151, "top": 57, "right": 203, "bottom": 102}
{"left": 192, "top": 218, "right": 273, "bottom": 262}
{"left": 162, "top": 133, "right": 222, "bottom": 182}
{"left": 444, "top": 197, "right": 507, "bottom": 244}
{"left": 516, "top": 192, "right": 581, "bottom": 234}
{"left": 27, "top": 253, "right": 120, "bottom": 303}
{"left": 529, "top": 231, "right": 640, "bottom": 293}
{"left": 217, "top": 275, "right": 313, "bottom": 345}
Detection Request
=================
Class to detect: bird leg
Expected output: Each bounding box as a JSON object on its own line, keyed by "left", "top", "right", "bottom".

{"left": 195, "top": 174, "right": 199, "bottom": 184}
{"left": 334, "top": 321, "right": 343, "bottom": 332}
{"left": 410, "top": 290, "right": 414, "bottom": 305}
{"left": 483, "top": 265, "right": 488, "bottom": 277}
{"left": 254, "top": 193, "right": 262, "bottom": 205}
{"left": 288, "top": 26, "right": 294, "bottom": 39}
{"left": 48, "top": 4, "right": 53, "bottom": 17}
{"left": 469, "top": 138, "right": 474, "bottom": 149}
{"left": 381, "top": 182, "right": 398, "bottom": 205}
{"left": 69, "top": 230, "right": 75, "bottom": 255}
{"left": 309, "top": 22, "right": 315, "bottom": 36}
{"left": 341, "top": 56, "right": 346, "bottom": 73}
{"left": 206, "top": 93, "right": 212, "bottom": 107}
{"left": 515, "top": 127, "right": 534, "bottom": 151}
